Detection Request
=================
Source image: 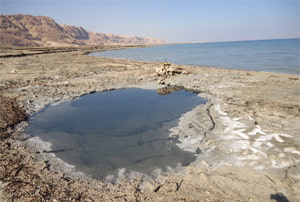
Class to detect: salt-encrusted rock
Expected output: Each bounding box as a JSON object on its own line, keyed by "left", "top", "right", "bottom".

{"left": 166, "top": 66, "right": 187, "bottom": 76}
{"left": 156, "top": 62, "right": 188, "bottom": 77}
{"left": 155, "top": 66, "right": 165, "bottom": 76}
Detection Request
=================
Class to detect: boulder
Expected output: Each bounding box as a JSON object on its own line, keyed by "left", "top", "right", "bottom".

{"left": 156, "top": 62, "right": 188, "bottom": 77}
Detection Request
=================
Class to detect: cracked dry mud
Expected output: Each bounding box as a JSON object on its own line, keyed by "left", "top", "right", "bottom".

{"left": 0, "top": 46, "right": 299, "bottom": 201}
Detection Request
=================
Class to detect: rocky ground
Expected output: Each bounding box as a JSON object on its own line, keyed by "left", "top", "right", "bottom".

{"left": 0, "top": 46, "right": 299, "bottom": 201}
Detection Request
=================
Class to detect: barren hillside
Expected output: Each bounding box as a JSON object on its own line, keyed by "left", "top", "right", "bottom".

{"left": 0, "top": 14, "right": 164, "bottom": 46}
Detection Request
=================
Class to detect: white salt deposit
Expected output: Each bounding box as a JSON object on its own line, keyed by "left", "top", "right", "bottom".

{"left": 284, "top": 148, "right": 300, "bottom": 155}
{"left": 29, "top": 136, "right": 52, "bottom": 152}
{"left": 214, "top": 104, "right": 296, "bottom": 169}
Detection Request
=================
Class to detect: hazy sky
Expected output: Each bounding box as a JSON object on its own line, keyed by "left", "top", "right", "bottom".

{"left": 1, "top": 0, "right": 299, "bottom": 43}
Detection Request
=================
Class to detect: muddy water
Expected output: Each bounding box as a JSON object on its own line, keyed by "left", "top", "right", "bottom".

{"left": 25, "top": 87, "right": 206, "bottom": 179}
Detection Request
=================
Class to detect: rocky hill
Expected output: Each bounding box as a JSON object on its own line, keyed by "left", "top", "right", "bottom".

{"left": 0, "top": 14, "right": 164, "bottom": 46}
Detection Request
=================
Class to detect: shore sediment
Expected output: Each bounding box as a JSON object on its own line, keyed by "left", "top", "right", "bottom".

{"left": 0, "top": 46, "right": 299, "bottom": 201}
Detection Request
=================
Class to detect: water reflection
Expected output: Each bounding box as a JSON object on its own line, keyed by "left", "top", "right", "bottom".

{"left": 26, "top": 88, "right": 206, "bottom": 179}
{"left": 156, "top": 86, "right": 184, "bottom": 95}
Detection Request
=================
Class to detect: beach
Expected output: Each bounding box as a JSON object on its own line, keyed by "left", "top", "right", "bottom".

{"left": 0, "top": 46, "right": 299, "bottom": 201}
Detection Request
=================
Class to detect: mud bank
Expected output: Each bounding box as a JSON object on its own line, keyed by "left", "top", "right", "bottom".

{"left": 0, "top": 46, "right": 299, "bottom": 201}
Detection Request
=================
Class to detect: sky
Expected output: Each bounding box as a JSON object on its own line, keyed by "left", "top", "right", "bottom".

{"left": 1, "top": 0, "right": 299, "bottom": 43}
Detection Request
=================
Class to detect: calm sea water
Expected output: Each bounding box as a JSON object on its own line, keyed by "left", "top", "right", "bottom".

{"left": 91, "top": 39, "right": 300, "bottom": 75}
{"left": 26, "top": 88, "right": 205, "bottom": 179}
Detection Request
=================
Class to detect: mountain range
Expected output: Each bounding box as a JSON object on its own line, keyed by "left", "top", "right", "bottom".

{"left": 0, "top": 14, "right": 164, "bottom": 46}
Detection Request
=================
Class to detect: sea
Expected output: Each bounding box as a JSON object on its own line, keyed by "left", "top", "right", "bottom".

{"left": 90, "top": 38, "right": 300, "bottom": 75}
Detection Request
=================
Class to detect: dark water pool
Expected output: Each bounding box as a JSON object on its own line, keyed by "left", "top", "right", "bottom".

{"left": 26, "top": 87, "right": 206, "bottom": 179}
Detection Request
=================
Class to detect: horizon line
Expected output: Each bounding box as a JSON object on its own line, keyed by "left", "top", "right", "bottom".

{"left": 165, "top": 37, "right": 300, "bottom": 45}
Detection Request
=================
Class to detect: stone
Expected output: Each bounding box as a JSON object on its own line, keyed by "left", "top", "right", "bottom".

{"left": 156, "top": 63, "right": 188, "bottom": 78}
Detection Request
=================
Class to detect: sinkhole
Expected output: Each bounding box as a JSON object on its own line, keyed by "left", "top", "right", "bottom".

{"left": 25, "top": 87, "right": 206, "bottom": 179}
